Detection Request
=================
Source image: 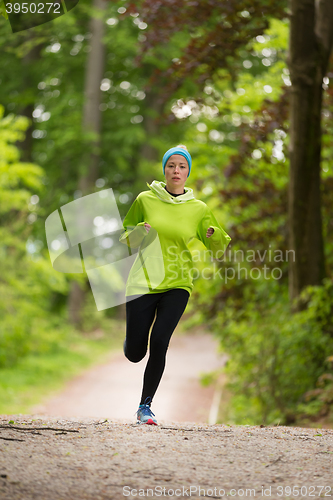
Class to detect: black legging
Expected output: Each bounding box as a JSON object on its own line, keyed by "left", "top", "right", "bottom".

{"left": 124, "top": 288, "right": 190, "bottom": 405}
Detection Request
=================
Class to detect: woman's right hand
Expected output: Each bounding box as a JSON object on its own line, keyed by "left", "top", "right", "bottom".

{"left": 144, "top": 222, "right": 151, "bottom": 234}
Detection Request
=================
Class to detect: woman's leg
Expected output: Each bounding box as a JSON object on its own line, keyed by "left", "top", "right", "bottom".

{"left": 124, "top": 293, "right": 160, "bottom": 363}
{"left": 140, "top": 288, "right": 189, "bottom": 404}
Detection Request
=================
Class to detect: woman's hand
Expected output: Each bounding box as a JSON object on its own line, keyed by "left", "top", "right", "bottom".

{"left": 144, "top": 222, "right": 151, "bottom": 234}
{"left": 206, "top": 227, "right": 215, "bottom": 238}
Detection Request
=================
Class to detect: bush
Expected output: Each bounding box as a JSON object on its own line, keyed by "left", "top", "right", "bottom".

{"left": 212, "top": 278, "right": 333, "bottom": 425}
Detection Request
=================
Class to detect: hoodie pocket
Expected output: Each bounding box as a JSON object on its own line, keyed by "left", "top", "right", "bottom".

{"left": 128, "top": 255, "right": 165, "bottom": 290}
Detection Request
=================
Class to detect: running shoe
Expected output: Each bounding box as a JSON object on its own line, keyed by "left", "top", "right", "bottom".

{"left": 136, "top": 397, "right": 158, "bottom": 425}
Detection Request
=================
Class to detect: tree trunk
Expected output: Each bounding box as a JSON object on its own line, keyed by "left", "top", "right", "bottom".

{"left": 19, "top": 40, "right": 44, "bottom": 162}
{"left": 79, "top": 0, "right": 107, "bottom": 194}
{"left": 68, "top": 281, "right": 87, "bottom": 328}
{"left": 140, "top": 91, "right": 164, "bottom": 164}
{"left": 68, "top": 0, "right": 107, "bottom": 328}
{"left": 287, "top": 0, "right": 333, "bottom": 309}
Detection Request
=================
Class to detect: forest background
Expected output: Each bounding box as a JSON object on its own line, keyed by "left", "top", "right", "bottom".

{"left": 0, "top": 0, "right": 333, "bottom": 427}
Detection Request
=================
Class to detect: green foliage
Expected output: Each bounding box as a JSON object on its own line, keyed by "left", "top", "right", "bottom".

{"left": 298, "top": 367, "right": 333, "bottom": 422}
{"left": 0, "top": 105, "right": 68, "bottom": 369}
{"left": 211, "top": 279, "right": 333, "bottom": 425}
{"left": 0, "top": 0, "right": 8, "bottom": 20}
{"left": 0, "top": 318, "right": 124, "bottom": 413}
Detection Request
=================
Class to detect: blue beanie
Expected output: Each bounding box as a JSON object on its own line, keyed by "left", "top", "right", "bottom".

{"left": 162, "top": 147, "right": 192, "bottom": 178}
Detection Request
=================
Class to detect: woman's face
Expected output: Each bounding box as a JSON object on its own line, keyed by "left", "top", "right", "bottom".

{"left": 164, "top": 154, "right": 189, "bottom": 189}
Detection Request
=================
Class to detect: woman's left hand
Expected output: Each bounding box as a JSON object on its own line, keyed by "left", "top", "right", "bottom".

{"left": 206, "top": 227, "right": 214, "bottom": 238}
{"left": 144, "top": 222, "right": 152, "bottom": 234}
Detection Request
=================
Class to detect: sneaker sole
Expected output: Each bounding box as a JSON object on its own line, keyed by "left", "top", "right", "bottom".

{"left": 137, "top": 418, "right": 158, "bottom": 426}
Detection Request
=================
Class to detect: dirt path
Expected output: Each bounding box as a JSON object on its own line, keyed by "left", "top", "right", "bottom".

{"left": 0, "top": 417, "right": 332, "bottom": 500}
{"left": 33, "top": 332, "right": 227, "bottom": 424}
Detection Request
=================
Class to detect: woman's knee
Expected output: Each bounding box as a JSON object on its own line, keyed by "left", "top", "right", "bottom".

{"left": 123, "top": 339, "right": 146, "bottom": 363}
{"left": 125, "top": 351, "right": 146, "bottom": 363}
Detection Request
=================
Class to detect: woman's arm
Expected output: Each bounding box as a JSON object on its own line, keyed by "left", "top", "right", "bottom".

{"left": 196, "top": 205, "right": 231, "bottom": 259}
{"left": 119, "top": 195, "right": 147, "bottom": 249}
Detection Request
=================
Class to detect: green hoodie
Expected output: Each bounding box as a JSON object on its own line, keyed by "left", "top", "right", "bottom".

{"left": 119, "top": 180, "right": 231, "bottom": 297}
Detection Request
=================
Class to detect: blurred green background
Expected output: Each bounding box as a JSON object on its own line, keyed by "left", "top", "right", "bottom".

{"left": 0, "top": 0, "right": 333, "bottom": 427}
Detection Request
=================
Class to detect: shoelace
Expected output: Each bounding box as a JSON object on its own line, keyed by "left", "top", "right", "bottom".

{"left": 136, "top": 397, "right": 155, "bottom": 417}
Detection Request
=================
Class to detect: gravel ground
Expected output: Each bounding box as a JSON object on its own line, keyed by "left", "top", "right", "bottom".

{"left": 0, "top": 416, "right": 332, "bottom": 500}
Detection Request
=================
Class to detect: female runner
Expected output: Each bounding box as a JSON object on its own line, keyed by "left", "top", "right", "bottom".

{"left": 119, "top": 145, "right": 231, "bottom": 425}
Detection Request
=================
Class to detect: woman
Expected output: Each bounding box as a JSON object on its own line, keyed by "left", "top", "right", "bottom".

{"left": 119, "top": 145, "right": 231, "bottom": 425}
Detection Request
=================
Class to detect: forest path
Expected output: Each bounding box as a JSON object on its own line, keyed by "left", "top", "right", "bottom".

{"left": 33, "top": 331, "right": 227, "bottom": 425}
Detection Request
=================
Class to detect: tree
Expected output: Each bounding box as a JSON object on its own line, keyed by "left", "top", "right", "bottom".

{"left": 19, "top": 38, "right": 44, "bottom": 162}
{"left": 67, "top": 0, "right": 107, "bottom": 327}
{"left": 287, "top": 0, "right": 333, "bottom": 308}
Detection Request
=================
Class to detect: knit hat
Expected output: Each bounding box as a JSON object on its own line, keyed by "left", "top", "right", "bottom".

{"left": 162, "top": 146, "right": 192, "bottom": 178}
